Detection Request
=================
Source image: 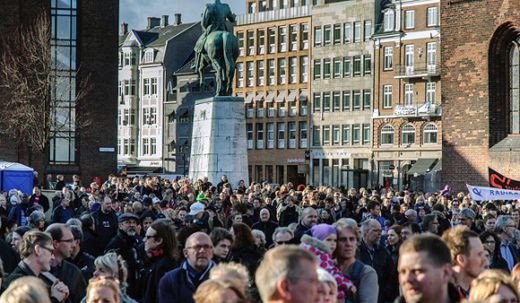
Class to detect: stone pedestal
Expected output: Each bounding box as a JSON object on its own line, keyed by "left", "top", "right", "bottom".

{"left": 189, "top": 96, "right": 248, "bottom": 187}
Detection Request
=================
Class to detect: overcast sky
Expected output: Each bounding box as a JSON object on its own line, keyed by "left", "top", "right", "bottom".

{"left": 120, "top": 0, "right": 246, "bottom": 30}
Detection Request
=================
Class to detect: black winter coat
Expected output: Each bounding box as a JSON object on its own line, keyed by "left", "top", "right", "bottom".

{"left": 50, "top": 260, "right": 87, "bottom": 303}
{"left": 251, "top": 220, "right": 279, "bottom": 247}
{"left": 231, "top": 244, "right": 263, "bottom": 278}
{"left": 105, "top": 231, "right": 144, "bottom": 299}
{"left": 91, "top": 209, "right": 118, "bottom": 251}
{"left": 141, "top": 254, "right": 178, "bottom": 303}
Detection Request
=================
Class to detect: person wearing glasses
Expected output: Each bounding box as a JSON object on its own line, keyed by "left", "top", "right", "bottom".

{"left": 272, "top": 227, "right": 294, "bottom": 247}
{"left": 158, "top": 232, "right": 216, "bottom": 303}
{"left": 3, "top": 230, "right": 70, "bottom": 303}
{"left": 495, "top": 215, "right": 520, "bottom": 272}
{"left": 46, "top": 223, "right": 87, "bottom": 303}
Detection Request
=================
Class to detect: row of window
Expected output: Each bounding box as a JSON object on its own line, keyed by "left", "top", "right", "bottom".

{"left": 313, "top": 55, "right": 371, "bottom": 80}
{"left": 117, "top": 78, "right": 158, "bottom": 96}
{"left": 118, "top": 137, "right": 159, "bottom": 156}
{"left": 117, "top": 107, "right": 157, "bottom": 126}
{"left": 314, "top": 21, "right": 372, "bottom": 47}
{"left": 381, "top": 82, "right": 436, "bottom": 108}
{"left": 313, "top": 90, "right": 371, "bottom": 112}
{"left": 247, "top": 121, "right": 308, "bottom": 149}
{"left": 312, "top": 124, "right": 370, "bottom": 146}
{"left": 237, "top": 56, "right": 308, "bottom": 87}
{"left": 118, "top": 49, "right": 155, "bottom": 66}
{"left": 246, "top": 100, "right": 307, "bottom": 118}
{"left": 247, "top": 0, "right": 318, "bottom": 13}
{"left": 382, "top": 43, "right": 437, "bottom": 71}
{"left": 237, "top": 23, "right": 309, "bottom": 57}
{"left": 383, "top": 7, "right": 438, "bottom": 32}
{"left": 380, "top": 123, "right": 438, "bottom": 145}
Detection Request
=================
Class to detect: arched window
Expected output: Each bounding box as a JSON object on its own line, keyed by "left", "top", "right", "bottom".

{"left": 488, "top": 22, "right": 520, "bottom": 145}
{"left": 402, "top": 124, "right": 415, "bottom": 145}
{"left": 381, "top": 124, "right": 394, "bottom": 145}
{"left": 510, "top": 42, "right": 519, "bottom": 134}
{"left": 423, "top": 123, "right": 438, "bottom": 144}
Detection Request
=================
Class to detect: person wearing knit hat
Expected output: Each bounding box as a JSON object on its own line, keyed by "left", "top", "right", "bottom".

{"left": 300, "top": 224, "right": 356, "bottom": 301}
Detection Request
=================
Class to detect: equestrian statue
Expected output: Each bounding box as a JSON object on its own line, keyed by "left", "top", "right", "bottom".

{"left": 193, "top": 0, "right": 239, "bottom": 96}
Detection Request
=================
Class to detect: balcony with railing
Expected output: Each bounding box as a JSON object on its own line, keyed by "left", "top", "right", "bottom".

{"left": 395, "top": 63, "right": 441, "bottom": 79}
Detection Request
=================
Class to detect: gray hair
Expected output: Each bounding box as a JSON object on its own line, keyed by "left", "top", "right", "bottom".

{"left": 495, "top": 215, "right": 514, "bottom": 234}
{"left": 252, "top": 229, "right": 266, "bottom": 247}
{"left": 272, "top": 227, "right": 294, "bottom": 242}
{"left": 405, "top": 209, "right": 417, "bottom": 218}
{"left": 360, "top": 219, "right": 379, "bottom": 235}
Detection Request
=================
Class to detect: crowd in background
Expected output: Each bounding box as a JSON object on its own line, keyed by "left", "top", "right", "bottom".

{"left": 0, "top": 173, "right": 520, "bottom": 303}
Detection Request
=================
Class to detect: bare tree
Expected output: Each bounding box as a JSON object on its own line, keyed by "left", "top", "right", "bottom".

{"left": 0, "top": 12, "right": 91, "bottom": 157}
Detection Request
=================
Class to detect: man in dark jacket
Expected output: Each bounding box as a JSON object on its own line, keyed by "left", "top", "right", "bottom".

{"left": 29, "top": 186, "right": 50, "bottom": 213}
{"left": 79, "top": 214, "right": 103, "bottom": 257}
{"left": 105, "top": 213, "right": 144, "bottom": 299}
{"left": 158, "top": 232, "right": 216, "bottom": 303}
{"left": 3, "top": 230, "right": 69, "bottom": 303}
{"left": 91, "top": 196, "right": 118, "bottom": 252}
{"left": 358, "top": 219, "right": 397, "bottom": 303}
{"left": 395, "top": 234, "right": 462, "bottom": 303}
{"left": 46, "top": 223, "right": 87, "bottom": 303}
{"left": 293, "top": 207, "right": 318, "bottom": 243}
{"left": 68, "top": 225, "right": 95, "bottom": 282}
{"left": 252, "top": 208, "right": 279, "bottom": 247}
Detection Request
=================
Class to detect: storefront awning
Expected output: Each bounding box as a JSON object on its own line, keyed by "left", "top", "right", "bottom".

{"left": 265, "top": 91, "right": 275, "bottom": 103}
{"left": 276, "top": 90, "right": 286, "bottom": 103}
{"left": 407, "top": 159, "right": 437, "bottom": 176}
{"left": 287, "top": 89, "right": 297, "bottom": 102}
{"left": 299, "top": 89, "right": 308, "bottom": 102}
{"left": 245, "top": 92, "right": 254, "bottom": 104}
{"left": 431, "top": 160, "right": 442, "bottom": 172}
{"left": 255, "top": 91, "right": 264, "bottom": 102}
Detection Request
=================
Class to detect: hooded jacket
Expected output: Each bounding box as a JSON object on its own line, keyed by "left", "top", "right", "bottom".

{"left": 300, "top": 234, "right": 355, "bottom": 300}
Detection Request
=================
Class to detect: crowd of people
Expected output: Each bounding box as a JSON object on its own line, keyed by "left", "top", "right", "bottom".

{"left": 0, "top": 173, "right": 520, "bottom": 303}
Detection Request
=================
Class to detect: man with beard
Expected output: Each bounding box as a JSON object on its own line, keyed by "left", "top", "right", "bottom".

{"left": 91, "top": 196, "right": 118, "bottom": 252}
{"left": 3, "top": 230, "right": 70, "bottom": 302}
{"left": 158, "top": 232, "right": 216, "bottom": 303}
{"left": 46, "top": 223, "right": 87, "bottom": 303}
{"left": 105, "top": 213, "right": 144, "bottom": 299}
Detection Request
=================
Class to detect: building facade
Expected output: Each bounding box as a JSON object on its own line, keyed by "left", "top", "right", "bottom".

{"left": 372, "top": 0, "right": 441, "bottom": 191}
{"left": 234, "top": 5, "right": 312, "bottom": 185}
{"left": 117, "top": 15, "right": 200, "bottom": 173}
{"left": 0, "top": 0, "right": 119, "bottom": 185}
{"left": 442, "top": 0, "right": 520, "bottom": 191}
{"left": 309, "top": 0, "right": 374, "bottom": 189}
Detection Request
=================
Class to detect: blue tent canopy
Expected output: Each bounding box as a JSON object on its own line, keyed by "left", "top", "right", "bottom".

{"left": 0, "top": 161, "right": 34, "bottom": 194}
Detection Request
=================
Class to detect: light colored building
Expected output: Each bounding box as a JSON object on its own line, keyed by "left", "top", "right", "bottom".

{"left": 372, "top": 0, "right": 441, "bottom": 191}
{"left": 309, "top": 0, "right": 374, "bottom": 189}
{"left": 117, "top": 15, "right": 201, "bottom": 173}
{"left": 233, "top": 4, "right": 312, "bottom": 185}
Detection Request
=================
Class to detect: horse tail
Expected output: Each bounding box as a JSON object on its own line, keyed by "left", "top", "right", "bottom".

{"left": 223, "top": 32, "right": 235, "bottom": 78}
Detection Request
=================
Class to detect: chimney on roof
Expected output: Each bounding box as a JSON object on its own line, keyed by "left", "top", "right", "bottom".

{"left": 161, "top": 15, "right": 169, "bottom": 27}
{"left": 147, "top": 17, "right": 160, "bottom": 29}
{"left": 121, "top": 22, "right": 128, "bottom": 35}
{"left": 174, "top": 13, "right": 181, "bottom": 26}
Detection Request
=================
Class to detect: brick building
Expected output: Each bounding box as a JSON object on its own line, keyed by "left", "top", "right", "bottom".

{"left": 234, "top": 3, "right": 312, "bottom": 185}
{"left": 0, "top": 0, "right": 119, "bottom": 185}
{"left": 372, "top": 0, "right": 442, "bottom": 191}
{"left": 442, "top": 0, "right": 520, "bottom": 191}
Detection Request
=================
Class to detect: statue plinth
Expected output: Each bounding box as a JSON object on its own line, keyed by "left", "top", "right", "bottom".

{"left": 189, "top": 96, "right": 248, "bottom": 187}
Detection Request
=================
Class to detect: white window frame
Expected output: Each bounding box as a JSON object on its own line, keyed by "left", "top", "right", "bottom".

{"left": 426, "top": 82, "right": 436, "bottom": 103}
{"left": 405, "top": 10, "right": 415, "bottom": 29}
{"left": 354, "top": 22, "right": 361, "bottom": 43}
{"left": 381, "top": 125, "right": 394, "bottom": 145}
{"left": 383, "top": 85, "right": 393, "bottom": 108}
{"left": 384, "top": 9, "right": 395, "bottom": 32}
{"left": 343, "top": 23, "right": 351, "bottom": 43}
{"left": 427, "top": 42, "right": 437, "bottom": 72}
{"left": 401, "top": 124, "right": 415, "bottom": 145}
{"left": 404, "top": 83, "right": 414, "bottom": 106}
{"left": 423, "top": 123, "right": 438, "bottom": 144}
{"left": 384, "top": 47, "right": 393, "bottom": 70}
{"left": 427, "top": 7, "right": 438, "bottom": 27}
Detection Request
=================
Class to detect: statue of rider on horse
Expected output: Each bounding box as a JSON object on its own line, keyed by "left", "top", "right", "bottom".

{"left": 193, "top": 0, "right": 239, "bottom": 96}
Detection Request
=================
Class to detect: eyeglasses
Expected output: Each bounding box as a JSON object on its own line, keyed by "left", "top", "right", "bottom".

{"left": 40, "top": 245, "right": 54, "bottom": 254}
{"left": 58, "top": 238, "right": 74, "bottom": 243}
{"left": 186, "top": 245, "right": 213, "bottom": 251}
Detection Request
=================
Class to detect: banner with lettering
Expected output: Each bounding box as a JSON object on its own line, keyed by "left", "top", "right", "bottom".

{"left": 467, "top": 184, "right": 520, "bottom": 201}
{"left": 488, "top": 168, "right": 520, "bottom": 190}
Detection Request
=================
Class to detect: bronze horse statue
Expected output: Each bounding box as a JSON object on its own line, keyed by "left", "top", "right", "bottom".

{"left": 196, "top": 30, "right": 239, "bottom": 96}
